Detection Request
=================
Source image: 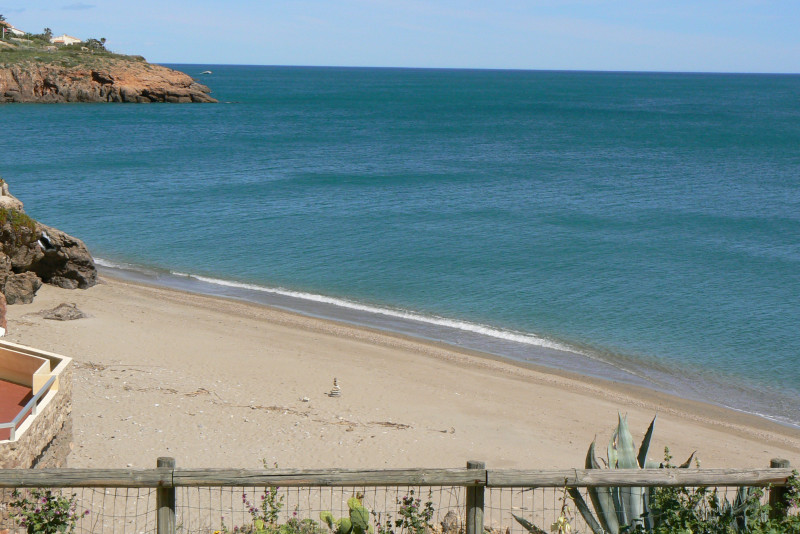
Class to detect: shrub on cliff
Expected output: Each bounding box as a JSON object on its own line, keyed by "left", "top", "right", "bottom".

{"left": 0, "top": 207, "right": 37, "bottom": 245}
{"left": 22, "top": 29, "right": 51, "bottom": 46}
{"left": 84, "top": 37, "right": 107, "bottom": 50}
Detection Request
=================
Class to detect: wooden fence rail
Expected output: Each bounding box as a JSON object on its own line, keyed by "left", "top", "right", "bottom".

{"left": 0, "top": 458, "right": 793, "bottom": 534}
{"left": 0, "top": 467, "right": 792, "bottom": 489}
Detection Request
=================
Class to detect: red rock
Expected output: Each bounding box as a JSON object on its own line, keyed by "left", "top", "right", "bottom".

{"left": 0, "top": 57, "right": 217, "bottom": 103}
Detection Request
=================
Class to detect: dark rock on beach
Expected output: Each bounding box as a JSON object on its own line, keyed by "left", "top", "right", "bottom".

{"left": 30, "top": 225, "right": 97, "bottom": 289}
{"left": 0, "top": 181, "right": 97, "bottom": 305}
{"left": 42, "top": 303, "right": 88, "bottom": 321}
{"left": 4, "top": 272, "right": 43, "bottom": 304}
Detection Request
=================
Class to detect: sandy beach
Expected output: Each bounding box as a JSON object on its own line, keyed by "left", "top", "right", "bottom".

{"left": 5, "top": 275, "right": 799, "bottom": 471}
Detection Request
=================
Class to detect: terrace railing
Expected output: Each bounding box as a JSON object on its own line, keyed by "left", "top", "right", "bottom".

{"left": 0, "top": 374, "right": 57, "bottom": 441}
{"left": 0, "top": 458, "right": 794, "bottom": 534}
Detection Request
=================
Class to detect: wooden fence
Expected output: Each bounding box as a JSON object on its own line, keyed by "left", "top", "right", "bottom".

{"left": 0, "top": 458, "right": 793, "bottom": 534}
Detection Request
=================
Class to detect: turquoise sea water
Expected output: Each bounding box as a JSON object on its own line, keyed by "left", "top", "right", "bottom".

{"left": 2, "top": 66, "right": 799, "bottom": 426}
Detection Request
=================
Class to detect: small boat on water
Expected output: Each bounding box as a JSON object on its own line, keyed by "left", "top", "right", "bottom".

{"left": 200, "top": 70, "right": 212, "bottom": 75}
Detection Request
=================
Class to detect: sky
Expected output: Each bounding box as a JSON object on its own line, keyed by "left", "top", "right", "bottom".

{"left": 2, "top": 1, "right": 799, "bottom": 73}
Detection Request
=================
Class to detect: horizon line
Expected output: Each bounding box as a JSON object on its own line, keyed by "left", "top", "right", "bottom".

{"left": 148, "top": 62, "right": 800, "bottom": 76}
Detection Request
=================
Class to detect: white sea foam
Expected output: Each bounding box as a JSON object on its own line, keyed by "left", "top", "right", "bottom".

{"left": 96, "top": 257, "right": 171, "bottom": 278}
{"left": 97, "top": 258, "right": 572, "bottom": 353}
{"left": 95, "top": 257, "right": 145, "bottom": 271}
{"left": 182, "top": 273, "right": 575, "bottom": 353}
{"left": 96, "top": 261, "right": 658, "bottom": 378}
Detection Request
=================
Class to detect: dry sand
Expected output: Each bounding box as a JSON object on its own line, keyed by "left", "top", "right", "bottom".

{"left": 5, "top": 276, "right": 799, "bottom": 470}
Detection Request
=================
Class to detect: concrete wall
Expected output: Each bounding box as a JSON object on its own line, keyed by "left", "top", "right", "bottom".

{"left": 0, "top": 346, "right": 72, "bottom": 469}
{"left": 0, "top": 348, "right": 49, "bottom": 388}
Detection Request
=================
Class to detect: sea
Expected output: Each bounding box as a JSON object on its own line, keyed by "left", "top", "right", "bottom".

{"left": 2, "top": 66, "right": 799, "bottom": 428}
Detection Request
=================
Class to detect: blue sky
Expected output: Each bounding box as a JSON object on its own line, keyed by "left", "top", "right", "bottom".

{"left": 2, "top": 1, "right": 799, "bottom": 72}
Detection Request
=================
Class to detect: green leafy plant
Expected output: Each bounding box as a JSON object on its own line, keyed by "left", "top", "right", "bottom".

{"left": 239, "top": 488, "right": 281, "bottom": 533}
{"left": 260, "top": 460, "right": 286, "bottom": 526}
{"left": 219, "top": 489, "right": 322, "bottom": 534}
{"left": 10, "top": 488, "right": 89, "bottom": 533}
{"left": 320, "top": 495, "right": 374, "bottom": 534}
{"left": 395, "top": 490, "right": 434, "bottom": 534}
{"left": 0, "top": 207, "right": 37, "bottom": 235}
{"left": 635, "top": 465, "right": 800, "bottom": 534}
{"left": 219, "top": 462, "right": 325, "bottom": 534}
{"left": 85, "top": 37, "right": 107, "bottom": 50}
{"left": 542, "top": 413, "right": 800, "bottom": 534}
{"left": 368, "top": 490, "right": 434, "bottom": 534}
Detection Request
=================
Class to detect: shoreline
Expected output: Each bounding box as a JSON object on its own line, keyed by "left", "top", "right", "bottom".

{"left": 98, "top": 262, "right": 800, "bottom": 430}
{"left": 6, "top": 275, "right": 799, "bottom": 469}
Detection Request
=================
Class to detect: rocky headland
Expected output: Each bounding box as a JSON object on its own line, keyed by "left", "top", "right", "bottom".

{"left": 0, "top": 57, "right": 216, "bottom": 103}
{"left": 0, "top": 180, "right": 96, "bottom": 310}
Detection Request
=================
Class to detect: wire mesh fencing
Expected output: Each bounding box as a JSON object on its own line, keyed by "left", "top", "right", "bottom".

{"left": 1, "top": 484, "right": 794, "bottom": 534}
{"left": 175, "top": 485, "right": 467, "bottom": 534}
{"left": 0, "top": 486, "right": 156, "bottom": 533}
{"left": 487, "top": 485, "right": 797, "bottom": 534}
{"left": 0, "top": 484, "right": 468, "bottom": 534}
{"left": 0, "top": 466, "right": 796, "bottom": 533}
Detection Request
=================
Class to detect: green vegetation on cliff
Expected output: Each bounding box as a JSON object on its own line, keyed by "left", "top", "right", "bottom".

{"left": 0, "top": 207, "right": 36, "bottom": 234}
{"left": 0, "top": 38, "right": 146, "bottom": 69}
{"left": 0, "top": 17, "right": 145, "bottom": 69}
{"left": 1, "top": 16, "right": 216, "bottom": 103}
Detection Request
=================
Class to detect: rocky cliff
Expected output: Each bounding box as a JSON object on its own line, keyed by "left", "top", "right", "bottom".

{"left": 0, "top": 180, "right": 97, "bottom": 306}
{"left": 0, "top": 57, "right": 216, "bottom": 103}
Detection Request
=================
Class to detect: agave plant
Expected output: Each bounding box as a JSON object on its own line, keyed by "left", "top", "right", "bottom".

{"left": 703, "top": 485, "right": 763, "bottom": 532}
{"left": 566, "top": 414, "right": 695, "bottom": 534}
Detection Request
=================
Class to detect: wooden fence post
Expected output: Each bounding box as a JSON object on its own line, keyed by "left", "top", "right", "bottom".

{"left": 768, "top": 458, "right": 791, "bottom": 521}
{"left": 466, "top": 461, "right": 485, "bottom": 534}
{"left": 157, "top": 457, "right": 176, "bottom": 534}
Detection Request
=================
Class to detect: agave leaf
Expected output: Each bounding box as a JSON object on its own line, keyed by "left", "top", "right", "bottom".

{"left": 567, "top": 488, "right": 607, "bottom": 534}
{"left": 721, "top": 497, "right": 733, "bottom": 515}
{"left": 511, "top": 513, "right": 548, "bottom": 534}
{"left": 615, "top": 414, "right": 638, "bottom": 469}
{"left": 612, "top": 486, "right": 627, "bottom": 528}
{"left": 639, "top": 425, "right": 657, "bottom": 532}
{"left": 615, "top": 415, "right": 644, "bottom": 528}
{"left": 608, "top": 426, "right": 619, "bottom": 469}
{"left": 619, "top": 487, "right": 646, "bottom": 530}
{"left": 678, "top": 451, "right": 697, "bottom": 468}
{"left": 586, "top": 440, "right": 619, "bottom": 533}
{"left": 637, "top": 416, "right": 656, "bottom": 469}
{"left": 607, "top": 417, "right": 624, "bottom": 527}
{"left": 587, "top": 438, "right": 601, "bottom": 469}
{"left": 732, "top": 486, "right": 758, "bottom": 516}
{"left": 642, "top": 491, "right": 654, "bottom": 531}
{"left": 733, "top": 486, "right": 754, "bottom": 532}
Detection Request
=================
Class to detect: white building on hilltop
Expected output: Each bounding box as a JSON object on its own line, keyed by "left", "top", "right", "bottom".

{"left": 50, "top": 34, "right": 82, "bottom": 45}
{"left": 0, "top": 20, "right": 24, "bottom": 37}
